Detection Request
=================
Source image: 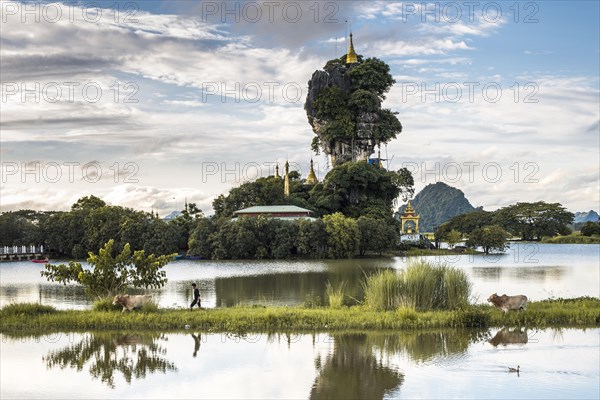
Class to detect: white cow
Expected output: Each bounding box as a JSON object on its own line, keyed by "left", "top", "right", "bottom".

{"left": 112, "top": 294, "right": 153, "bottom": 312}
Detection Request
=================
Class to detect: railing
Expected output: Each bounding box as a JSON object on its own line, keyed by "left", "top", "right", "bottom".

{"left": 0, "top": 245, "right": 44, "bottom": 255}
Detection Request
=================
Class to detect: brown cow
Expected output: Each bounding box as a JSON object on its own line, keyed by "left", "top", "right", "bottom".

{"left": 112, "top": 294, "right": 153, "bottom": 312}
{"left": 487, "top": 293, "right": 528, "bottom": 313}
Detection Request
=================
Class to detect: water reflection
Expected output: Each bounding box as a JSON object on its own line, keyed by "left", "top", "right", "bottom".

{"left": 42, "top": 332, "right": 177, "bottom": 388}
{"left": 471, "top": 266, "right": 566, "bottom": 281}
{"left": 215, "top": 267, "right": 387, "bottom": 307}
{"left": 310, "top": 334, "right": 404, "bottom": 400}
{"left": 488, "top": 328, "right": 529, "bottom": 347}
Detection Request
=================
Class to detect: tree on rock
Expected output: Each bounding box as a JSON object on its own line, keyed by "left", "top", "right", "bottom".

{"left": 305, "top": 54, "right": 401, "bottom": 165}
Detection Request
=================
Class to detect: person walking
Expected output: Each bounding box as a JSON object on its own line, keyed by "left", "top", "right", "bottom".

{"left": 190, "top": 283, "right": 201, "bottom": 310}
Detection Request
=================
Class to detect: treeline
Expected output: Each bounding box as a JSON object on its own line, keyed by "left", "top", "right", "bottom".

{"left": 0, "top": 196, "right": 399, "bottom": 259}
{"left": 0, "top": 196, "right": 196, "bottom": 258}
{"left": 435, "top": 201, "right": 576, "bottom": 251}
{"left": 188, "top": 213, "right": 397, "bottom": 259}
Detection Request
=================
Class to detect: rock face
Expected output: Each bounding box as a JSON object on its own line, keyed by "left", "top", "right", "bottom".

{"left": 305, "top": 62, "right": 377, "bottom": 165}
{"left": 396, "top": 182, "right": 481, "bottom": 232}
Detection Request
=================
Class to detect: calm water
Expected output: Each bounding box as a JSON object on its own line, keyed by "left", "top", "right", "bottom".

{"left": 0, "top": 244, "right": 598, "bottom": 309}
{"left": 1, "top": 328, "right": 598, "bottom": 399}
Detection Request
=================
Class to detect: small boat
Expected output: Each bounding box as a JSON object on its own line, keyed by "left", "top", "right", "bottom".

{"left": 32, "top": 259, "right": 49, "bottom": 263}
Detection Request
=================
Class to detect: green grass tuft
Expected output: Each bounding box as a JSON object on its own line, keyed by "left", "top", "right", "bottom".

{"left": 363, "top": 259, "right": 472, "bottom": 312}
{"left": 325, "top": 281, "right": 347, "bottom": 309}
{"left": 0, "top": 303, "right": 57, "bottom": 316}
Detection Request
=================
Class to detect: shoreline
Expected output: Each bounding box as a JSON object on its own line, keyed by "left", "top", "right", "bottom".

{"left": 2, "top": 298, "right": 599, "bottom": 333}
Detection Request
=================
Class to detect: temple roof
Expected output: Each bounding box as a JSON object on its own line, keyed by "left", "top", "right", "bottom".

{"left": 234, "top": 205, "right": 313, "bottom": 215}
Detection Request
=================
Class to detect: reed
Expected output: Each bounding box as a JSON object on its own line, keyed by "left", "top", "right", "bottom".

{"left": 362, "top": 270, "right": 399, "bottom": 311}
{"left": 364, "top": 259, "right": 471, "bottom": 311}
{"left": 325, "top": 281, "right": 347, "bottom": 309}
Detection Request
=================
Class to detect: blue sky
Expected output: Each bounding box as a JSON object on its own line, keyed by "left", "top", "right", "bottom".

{"left": 1, "top": 0, "right": 598, "bottom": 215}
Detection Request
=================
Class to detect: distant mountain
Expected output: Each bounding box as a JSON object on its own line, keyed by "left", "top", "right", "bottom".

{"left": 396, "top": 182, "right": 481, "bottom": 232}
{"left": 163, "top": 210, "right": 182, "bottom": 221}
{"left": 573, "top": 210, "right": 599, "bottom": 224}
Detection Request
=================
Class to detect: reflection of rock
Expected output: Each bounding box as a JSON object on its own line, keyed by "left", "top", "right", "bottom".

{"left": 310, "top": 334, "right": 403, "bottom": 400}
{"left": 43, "top": 333, "right": 177, "bottom": 388}
{"left": 488, "top": 328, "right": 528, "bottom": 347}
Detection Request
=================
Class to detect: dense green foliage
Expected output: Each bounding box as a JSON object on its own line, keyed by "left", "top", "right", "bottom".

{"left": 363, "top": 260, "right": 471, "bottom": 311}
{"left": 187, "top": 214, "right": 397, "bottom": 260}
{"left": 212, "top": 162, "right": 414, "bottom": 221}
{"left": 0, "top": 196, "right": 197, "bottom": 258}
{"left": 580, "top": 221, "right": 600, "bottom": 237}
{"left": 541, "top": 233, "right": 600, "bottom": 244}
{"left": 41, "top": 240, "right": 176, "bottom": 299}
{"left": 396, "top": 182, "right": 479, "bottom": 232}
{"left": 310, "top": 57, "right": 401, "bottom": 152}
{"left": 3, "top": 297, "right": 598, "bottom": 332}
{"left": 311, "top": 161, "right": 414, "bottom": 219}
{"left": 465, "top": 225, "right": 510, "bottom": 254}
{"left": 436, "top": 201, "right": 574, "bottom": 242}
{"left": 492, "top": 201, "right": 573, "bottom": 240}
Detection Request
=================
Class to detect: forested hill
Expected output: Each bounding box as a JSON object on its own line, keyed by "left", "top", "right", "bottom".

{"left": 396, "top": 182, "right": 481, "bottom": 232}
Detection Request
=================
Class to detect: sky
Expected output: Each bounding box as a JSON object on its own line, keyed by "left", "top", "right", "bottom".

{"left": 1, "top": 0, "right": 599, "bottom": 216}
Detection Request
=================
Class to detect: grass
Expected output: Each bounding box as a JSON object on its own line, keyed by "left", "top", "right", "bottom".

{"left": 363, "top": 259, "right": 471, "bottom": 311}
{"left": 325, "top": 281, "right": 346, "bottom": 309}
{"left": 1, "top": 298, "right": 598, "bottom": 334}
{"left": 541, "top": 233, "right": 600, "bottom": 244}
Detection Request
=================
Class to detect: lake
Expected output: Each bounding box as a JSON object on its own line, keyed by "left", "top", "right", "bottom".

{"left": 0, "top": 244, "right": 598, "bottom": 309}
{"left": 1, "top": 328, "right": 598, "bottom": 399}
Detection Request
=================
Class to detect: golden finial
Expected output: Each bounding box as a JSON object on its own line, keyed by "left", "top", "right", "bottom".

{"left": 346, "top": 32, "right": 358, "bottom": 64}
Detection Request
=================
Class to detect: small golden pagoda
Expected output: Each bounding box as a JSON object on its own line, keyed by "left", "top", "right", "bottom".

{"left": 305, "top": 159, "right": 318, "bottom": 185}
{"left": 275, "top": 162, "right": 281, "bottom": 178}
{"left": 346, "top": 33, "right": 358, "bottom": 64}
{"left": 400, "top": 201, "right": 420, "bottom": 234}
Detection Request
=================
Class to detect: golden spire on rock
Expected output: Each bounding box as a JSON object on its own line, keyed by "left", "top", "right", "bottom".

{"left": 346, "top": 32, "right": 358, "bottom": 64}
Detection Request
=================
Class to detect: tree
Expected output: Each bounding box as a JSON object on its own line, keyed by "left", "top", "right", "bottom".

{"left": 445, "top": 229, "right": 462, "bottom": 249}
{"left": 41, "top": 239, "right": 175, "bottom": 300}
{"left": 492, "top": 201, "right": 573, "bottom": 240}
{"left": 310, "top": 161, "right": 414, "bottom": 219}
{"left": 71, "top": 195, "right": 106, "bottom": 211}
{"left": 296, "top": 219, "right": 327, "bottom": 258}
{"left": 323, "top": 213, "right": 360, "bottom": 258}
{"left": 187, "top": 217, "right": 216, "bottom": 258}
{"left": 466, "top": 225, "right": 510, "bottom": 254}
{"left": 580, "top": 221, "right": 600, "bottom": 236}
{"left": 357, "top": 216, "right": 397, "bottom": 255}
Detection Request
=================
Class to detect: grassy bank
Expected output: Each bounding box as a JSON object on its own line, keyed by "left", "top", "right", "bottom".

{"left": 541, "top": 233, "right": 600, "bottom": 244}
{"left": 1, "top": 298, "right": 599, "bottom": 333}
